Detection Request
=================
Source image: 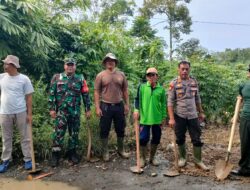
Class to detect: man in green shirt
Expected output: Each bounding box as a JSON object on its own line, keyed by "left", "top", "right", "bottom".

{"left": 231, "top": 65, "right": 250, "bottom": 176}
{"left": 133, "top": 67, "right": 166, "bottom": 167}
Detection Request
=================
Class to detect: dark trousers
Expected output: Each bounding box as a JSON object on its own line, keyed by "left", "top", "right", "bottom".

{"left": 239, "top": 117, "right": 250, "bottom": 171}
{"left": 174, "top": 114, "right": 203, "bottom": 147}
{"left": 99, "top": 102, "right": 126, "bottom": 139}
{"left": 139, "top": 125, "right": 162, "bottom": 146}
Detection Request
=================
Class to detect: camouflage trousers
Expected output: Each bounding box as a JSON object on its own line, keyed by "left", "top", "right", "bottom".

{"left": 52, "top": 111, "right": 80, "bottom": 152}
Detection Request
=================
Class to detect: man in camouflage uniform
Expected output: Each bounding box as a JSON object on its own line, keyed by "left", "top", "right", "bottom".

{"left": 167, "top": 61, "right": 209, "bottom": 171}
{"left": 48, "top": 58, "right": 91, "bottom": 167}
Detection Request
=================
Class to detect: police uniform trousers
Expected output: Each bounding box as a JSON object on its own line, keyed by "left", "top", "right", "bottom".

{"left": 174, "top": 114, "right": 203, "bottom": 147}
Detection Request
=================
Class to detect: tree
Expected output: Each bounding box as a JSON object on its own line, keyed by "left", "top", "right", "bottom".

{"left": 130, "top": 16, "right": 157, "bottom": 39}
{"left": 88, "top": 0, "right": 135, "bottom": 25}
{"left": 213, "top": 48, "right": 250, "bottom": 66}
{"left": 176, "top": 38, "right": 208, "bottom": 60}
{"left": 0, "top": 0, "right": 55, "bottom": 59}
{"left": 142, "top": 0, "right": 192, "bottom": 61}
{"left": 39, "top": 0, "right": 90, "bottom": 22}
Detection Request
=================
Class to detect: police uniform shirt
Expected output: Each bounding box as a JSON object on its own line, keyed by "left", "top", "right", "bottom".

{"left": 167, "top": 76, "right": 201, "bottom": 119}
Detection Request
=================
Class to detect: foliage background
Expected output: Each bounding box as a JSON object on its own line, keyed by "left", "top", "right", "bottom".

{"left": 0, "top": 0, "right": 249, "bottom": 161}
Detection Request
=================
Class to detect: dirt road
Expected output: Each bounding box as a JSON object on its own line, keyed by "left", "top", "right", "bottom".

{"left": 0, "top": 126, "right": 249, "bottom": 190}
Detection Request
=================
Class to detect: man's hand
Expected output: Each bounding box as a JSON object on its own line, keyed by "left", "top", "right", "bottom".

{"left": 161, "top": 119, "right": 166, "bottom": 128}
{"left": 198, "top": 112, "right": 206, "bottom": 122}
{"left": 168, "top": 118, "right": 175, "bottom": 128}
{"left": 95, "top": 107, "right": 103, "bottom": 117}
{"left": 124, "top": 104, "right": 129, "bottom": 115}
{"left": 85, "top": 110, "right": 91, "bottom": 119}
{"left": 133, "top": 112, "right": 139, "bottom": 121}
{"left": 50, "top": 110, "right": 56, "bottom": 119}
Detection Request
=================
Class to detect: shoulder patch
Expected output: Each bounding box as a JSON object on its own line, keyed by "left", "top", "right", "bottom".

{"left": 168, "top": 81, "right": 174, "bottom": 91}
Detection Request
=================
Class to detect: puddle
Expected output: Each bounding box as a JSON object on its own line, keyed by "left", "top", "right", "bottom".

{"left": 0, "top": 178, "right": 80, "bottom": 190}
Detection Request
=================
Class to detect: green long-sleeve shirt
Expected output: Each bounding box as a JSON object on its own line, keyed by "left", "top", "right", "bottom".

{"left": 134, "top": 82, "right": 166, "bottom": 125}
{"left": 239, "top": 80, "right": 250, "bottom": 119}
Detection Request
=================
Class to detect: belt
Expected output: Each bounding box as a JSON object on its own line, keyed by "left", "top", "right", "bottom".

{"left": 101, "top": 101, "right": 122, "bottom": 106}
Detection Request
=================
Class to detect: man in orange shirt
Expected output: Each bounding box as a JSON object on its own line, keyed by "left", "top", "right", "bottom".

{"left": 94, "top": 53, "right": 130, "bottom": 161}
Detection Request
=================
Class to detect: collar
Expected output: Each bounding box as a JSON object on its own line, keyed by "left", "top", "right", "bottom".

{"left": 177, "top": 76, "right": 190, "bottom": 82}
{"left": 62, "top": 72, "right": 75, "bottom": 79}
{"left": 146, "top": 81, "right": 160, "bottom": 88}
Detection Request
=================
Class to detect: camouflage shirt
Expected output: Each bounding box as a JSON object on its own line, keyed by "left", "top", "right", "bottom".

{"left": 48, "top": 73, "right": 91, "bottom": 116}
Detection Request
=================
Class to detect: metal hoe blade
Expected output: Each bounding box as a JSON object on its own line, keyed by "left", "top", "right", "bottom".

{"left": 163, "top": 167, "right": 180, "bottom": 177}
{"left": 28, "top": 168, "right": 42, "bottom": 174}
{"left": 130, "top": 166, "right": 143, "bottom": 174}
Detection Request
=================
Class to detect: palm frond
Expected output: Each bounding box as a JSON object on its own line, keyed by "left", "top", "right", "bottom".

{"left": 0, "top": 5, "right": 24, "bottom": 35}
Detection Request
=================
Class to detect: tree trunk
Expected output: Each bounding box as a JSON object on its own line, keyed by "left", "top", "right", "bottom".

{"left": 169, "top": 20, "right": 173, "bottom": 62}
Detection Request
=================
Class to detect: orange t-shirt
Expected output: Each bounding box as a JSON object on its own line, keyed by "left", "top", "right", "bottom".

{"left": 94, "top": 70, "right": 128, "bottom": 103}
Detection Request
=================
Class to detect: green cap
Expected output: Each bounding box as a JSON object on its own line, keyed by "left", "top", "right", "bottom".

{"left": 64, "top": 58, "right": 76, "bottom": 65}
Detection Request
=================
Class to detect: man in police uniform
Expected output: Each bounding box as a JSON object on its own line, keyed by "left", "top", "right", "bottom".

{"left": 48, "top": 58, "right": 91, "bottom": 167}
{"left": 167, "top": 61, "right": 209, "bottom": 171}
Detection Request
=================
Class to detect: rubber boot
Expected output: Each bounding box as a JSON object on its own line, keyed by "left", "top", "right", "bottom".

{"left": 193, "top": 146, "right": 209, "bottom": 171}
{"left": 178, "top": 144, "right": 187, "bottom": 167}
{"left": 51, "top": 151, "right": 61, "bottom": 167}
{"left": 149, "top": 144, "right": 160, "bottom": 166}
{"left": 117, "top": 137, "right": 130, "bottom": 159}
{"left": 101, "top": 138, "right": 109, "bottom": 162}
{"left": 68, "top": 149, "right": 80, "bottom": 165}
{"left": 140, "top": 146, "right": 147, "bottom": 168}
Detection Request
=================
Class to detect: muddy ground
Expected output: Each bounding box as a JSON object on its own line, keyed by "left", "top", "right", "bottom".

{"left": 1, "top": 125, "right": 250, "bottom": 190}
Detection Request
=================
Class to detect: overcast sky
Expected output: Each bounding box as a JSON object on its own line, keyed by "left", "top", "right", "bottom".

{"left": 135, "top": 0, "right": 250, "bottom": 52}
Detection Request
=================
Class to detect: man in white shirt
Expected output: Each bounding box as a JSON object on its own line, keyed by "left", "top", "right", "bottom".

{"left": 0, "top": 55, "right": 34, "bottom": 173}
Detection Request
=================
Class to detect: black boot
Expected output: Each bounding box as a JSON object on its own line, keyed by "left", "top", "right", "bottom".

{"left": 231, "top": 167, "right": 250, "bottom": 176}
{"left": 68, "top": 149, "right": 80, "bottom": 165}
{"left": 51, "top": 151, "right": 61, "bottom": 167}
